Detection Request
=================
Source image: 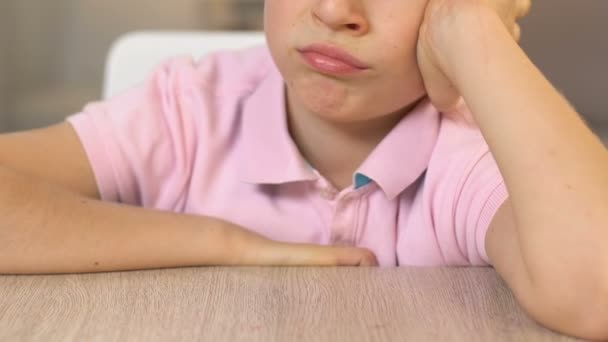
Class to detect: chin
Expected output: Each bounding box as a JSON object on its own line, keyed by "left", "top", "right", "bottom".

{"left": 299, "top": 92, "right": 364, "bottom": 123}
{"left": 290, "top": 76, "right": 362, "bottom": 121}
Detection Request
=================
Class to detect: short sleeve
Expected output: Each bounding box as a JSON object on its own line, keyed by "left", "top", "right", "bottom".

{"left": 66, "top": 57, "right": 200, "bottom": 210}
{"left": 453, "top": 148, "right": 509, "bottom": 264}
{"left": 429, "top": 125, "right": 509, "bottom": 266}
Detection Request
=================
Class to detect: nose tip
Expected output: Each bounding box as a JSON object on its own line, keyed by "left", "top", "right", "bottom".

{"left": 313, "top": 0, "right": 370, "bottom": 36}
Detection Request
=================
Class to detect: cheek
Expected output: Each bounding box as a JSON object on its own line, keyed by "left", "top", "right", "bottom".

{"left": 264, "top": 2, "right": 282, "bottom": 41}
{"left": 376, "top": 24, "right": 421, "bottom": 63}
{"left": 371, "top": 2, "right": 426, "bottom": 62}
{"left": 376, "top": 29, "right": 427, "bottom": 109}
{"left": 264, "top": 1, "right": 304, "bottom": 40}
{"left": 368, "top": 27, "right": 428, "bottom": 113}
{"left": 373, "top": 21, "right": 425, "bottom": 90}
{"left": 264, "top": 1, "right": 302, "bottom": 67}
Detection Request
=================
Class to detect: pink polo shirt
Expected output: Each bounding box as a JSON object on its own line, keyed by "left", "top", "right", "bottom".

{"left": 67, "top": 46, "right": 508, "bottom": 267}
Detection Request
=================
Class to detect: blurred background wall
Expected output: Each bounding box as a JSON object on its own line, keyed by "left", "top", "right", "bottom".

{"left": 519, "top": 0, "right": 607, "bottom": 141}
{"left": 0, "top": 0, "right": 264, "bottom": 132}
{"left": 0, "top": 1, "right": 11, "bottom": 131}
{"left": 0, "top": 0, "right": 606, "bottom": 142}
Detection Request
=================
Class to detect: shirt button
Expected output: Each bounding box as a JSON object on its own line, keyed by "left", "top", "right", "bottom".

{"left": 320, "top": 188, "right": 336, "bottom": 200}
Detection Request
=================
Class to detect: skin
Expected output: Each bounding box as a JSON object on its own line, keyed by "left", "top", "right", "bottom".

{"left": 266, "top": 0, "right": 608, "bottom": 340}
{"left": 419, "top": 2, "right": 608, "bottom": 340}
{"left": 265, "top": 0, "right": 430, "bottom": 188}
{"left": 0, "top": 0, "right": 606, "bottom": 339}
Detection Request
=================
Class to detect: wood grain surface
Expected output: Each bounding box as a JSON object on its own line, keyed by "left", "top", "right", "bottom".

{"left": 0, "top": 267, "right": 585, "bottom": 342}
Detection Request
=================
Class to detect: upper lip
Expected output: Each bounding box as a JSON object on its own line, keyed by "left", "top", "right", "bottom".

{"left": 297, "top": 43, "right": 371, "bottom": 69}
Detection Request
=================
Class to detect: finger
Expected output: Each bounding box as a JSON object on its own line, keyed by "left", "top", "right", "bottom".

{"left": 516, "top": 0, "right": 532, "bottom": 19}
{"left": 268, "top": 243, "right": 378, "bottom": 267}
{"left": 325, "top": 246, "right": 379, "bottom": 266}
{"left": 357, "top": 250, "right": 379, "bottom": 267}
{"left": 513, "top": 23, "right": 522, "bottom": 42}
{"left": 334, "top": 246, "right": 379, "bottom": 266}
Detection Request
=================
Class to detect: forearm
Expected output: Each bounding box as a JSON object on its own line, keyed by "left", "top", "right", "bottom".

{"left": 443, "top": 6, "right": 608, "bottom": 307}
{"left": 0, "top": 165, "right": 248, "bottom": 274}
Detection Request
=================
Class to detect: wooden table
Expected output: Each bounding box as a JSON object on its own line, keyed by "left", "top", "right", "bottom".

{"left": 0, "top": 267, "right": 584, "bottom": 341}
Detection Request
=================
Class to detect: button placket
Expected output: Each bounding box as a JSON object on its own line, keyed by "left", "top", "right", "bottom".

{"left": 331, "top": 184, "right": 376, "bottom": 246}
{"left": 320, "top": 187, "right": 338, "bottom": 201}
{"left": 329, "top": 194, "right": 356, "bottom": 245}
{"left": 314, "top": 175, "right": 338, "bottom": 201}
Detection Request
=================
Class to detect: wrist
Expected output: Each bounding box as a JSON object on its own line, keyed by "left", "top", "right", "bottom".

{"left": 187, "top": 216, "right": 249, "bottom": 266}
{"left": 224, "top": 220, "right": 273, "bottom": 266}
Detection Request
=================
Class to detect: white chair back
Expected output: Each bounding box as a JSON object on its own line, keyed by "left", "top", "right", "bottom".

{"left": 103, "top": 31, "right": 266, "bottom": 99}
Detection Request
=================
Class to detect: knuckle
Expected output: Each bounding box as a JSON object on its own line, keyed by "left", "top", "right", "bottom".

{"left": 518, "top": 0, "right": 532, "bottom": 18}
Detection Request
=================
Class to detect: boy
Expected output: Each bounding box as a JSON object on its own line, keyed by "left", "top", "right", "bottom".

{"left": 1, "top": 1, "right": 607, "bottom": 339}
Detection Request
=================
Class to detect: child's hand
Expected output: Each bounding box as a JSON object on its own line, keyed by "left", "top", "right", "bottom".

{"left": 234, "top": 226, "right": 379, "bottom": 267}
{"left": 417, "top": 0, "right": 531, "bottom": 113}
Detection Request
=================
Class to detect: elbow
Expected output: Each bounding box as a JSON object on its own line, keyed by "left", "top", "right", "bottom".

{"left": 531, "top": 274, "right": 608, "bottom": 341}
{"left": 569, "top": 303, "right": 608, "bottom": 342}
{"left": 582, "top": 281, "right": 608, "bottom": 341}
{"left": 575, "top": 257, "right": 608, "bottom": 341}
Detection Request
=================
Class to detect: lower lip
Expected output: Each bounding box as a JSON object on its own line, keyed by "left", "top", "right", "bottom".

{"left": 299, "top": 51, "right": 368, "bottom": 75}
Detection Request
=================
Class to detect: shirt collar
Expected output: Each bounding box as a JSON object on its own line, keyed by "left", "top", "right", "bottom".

{"left": 239, "top": 57, "right": 440, "bottom": 197}
{"left": 239, "top": 59, "right": 317, "bottom": 185}
{"left": 357, "top": 99, "right": 440, "bottom": 200}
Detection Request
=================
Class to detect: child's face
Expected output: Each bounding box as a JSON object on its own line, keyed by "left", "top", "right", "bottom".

{"left": 265, "top": 0, "right": 429, "bottom": 122}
